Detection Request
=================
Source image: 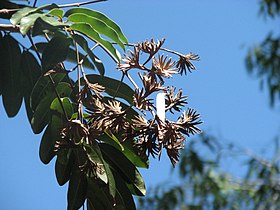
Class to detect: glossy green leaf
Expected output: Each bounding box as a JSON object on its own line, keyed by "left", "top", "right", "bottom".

{"left": 20, "top": 51, "right": 41, "bottom": 123}
{"left": 2, "top": 35, "right": 23, "bottom": 117}
{"left": 42, "top": 35, "right": 71, "bottom": 73}
{"left": 31, "top": 82, "right": 72, "bottom": 134}
{"left": 86, "top": 74, "right": 134, "bottom": 104}
{"left": 65, "top": 8, "right": 128, "bottom": 43}
{"left": 71, "top": 33, "right": 105, "bottom": 75}
{"left": 30, "top": 73, "right": 66, "bottom": 111}
{"left": 11, "top": 4, "right": 58, "bottom": 25}
{"left": 100, "top": 144, "right": 146, "bottom": 196}
{"left": 84, "top": 143, "right": 116, "bottom": 197}
{"left": 70, "top": 23, "right": 121, "bottom": 63}
{"left": 67, "top": 170, "right": 87, "bottom": 210}
{"left": 48, "top": 8, "right": 64, "bottom": 19}
{"left": 68, "top": 13, "right": 125, "bottom": 49}
{"left": 55, "top": 149, "right": 74, "bottom": 186}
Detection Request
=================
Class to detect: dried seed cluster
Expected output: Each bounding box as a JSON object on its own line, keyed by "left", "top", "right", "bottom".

{"left": 55, "top": 38, "right": 201, "bottom": 168}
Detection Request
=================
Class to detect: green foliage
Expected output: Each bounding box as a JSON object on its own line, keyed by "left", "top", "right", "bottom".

{"left": 0, "top": 1, "right": 201, "bottom": 209}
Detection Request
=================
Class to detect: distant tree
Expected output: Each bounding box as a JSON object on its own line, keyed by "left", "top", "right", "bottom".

{"left": 0, "top": 0, "right": 201, "bottom": 209}
{"left": 139, "top": 1, "right": 280, "bottom": 209}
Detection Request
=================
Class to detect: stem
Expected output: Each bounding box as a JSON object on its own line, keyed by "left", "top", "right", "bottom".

{"left": 58, "top": 0, "right": 107, "bottom": 8}
{"left": 75, "top": 41, "right": 83, "bottom": 121}
{"left": 33, "top": 0, "right": 38, "bottom": 7}
{"left": 125, "top": 72, "right": 139, "bottom": 90}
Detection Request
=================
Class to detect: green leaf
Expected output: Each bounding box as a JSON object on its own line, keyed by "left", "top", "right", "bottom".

{"left": 30, "top": 73, "right": 66, "bottom": 111}
{"left": 67, "top": 170, "right": 87, "bottom": 210}
{"left": 20, "top": 51, "right": 41, "bottom": 123}
{"left": 11, "top": 4, "right": 58, "bottom": 25}
{"left": 65, "top": 8, "right": 128, "bottom": 44}
{"left": 31, "top": 42, "right": 95, "bottom": 70}
{"left": 98, "top": 131, "right": 124, "bottom": 151}
{"left": 32, "top": 15, "right": 67, "bottom": 36}
{"left": 39, "top": 115, "right": 61, "bottom": 164}
{"left": 71, "top": 33, "right": 105, "bottom": 75}
{"left": 55, "top": 149, "right": 74, "bottom": 186}
{"left": 19, "top": 13, "right": 43, "bottom": 35}
{"left": 31, "top": 82, "right": 72, "bottom": 134}
{"left": 50, "top": 97, "right": 74, "bottom": 118}
{"left": 100, "top": 144, "right": 146, "bottom": 196}
{"left": 41, "top": 35, "right": 71, "bottom": 73}
{"left": 48, "top": 8, "right": 64, "bottom": 19}
{"left": 86, "top": 74, "right": 134, "bottom": 104}
{"left": 70, "top": 23, "right": 121, "bottom": 63}
{"left": 84, "top": 143, "right": 116, "bottom": 197}
{"left": 87, "top": 178, "right": 114, "bottom": 210}
{"left": 1, "top": 35, "right": 23, "bottom": 117}
{"left": 113, "top": 170, "right": 136, "bottom": 210}
{"left": 68, "top": 13, "right": 125, "bottom": 50}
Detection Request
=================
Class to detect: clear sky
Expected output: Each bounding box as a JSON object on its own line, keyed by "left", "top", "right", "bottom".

{"left": 0, "top": 0, "right": 279, "bottom": 209}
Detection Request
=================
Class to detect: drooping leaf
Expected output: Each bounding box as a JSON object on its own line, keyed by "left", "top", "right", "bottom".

{"left": 55, "top": 149, "right": 74, "bottom": 186}
{"left": 86, "top": 74, "right": 134, "bottom": 104}
{"left": 113, "top": 170, "right": 136, "bottom": 210}
{"left": 98, "top": 131, "right": 124, "bottom": 152}
{"left": 39, "top": 115, "right": 61, "bottom": 164}
{"left": 31, "top": 42, "right": 95, "bottom": 70}
{"left": 68, "top": 13, "right": 125, "bottom": 49}
{"left": 31, "top": 82, "right": 72, "bottom": 134}
{"left": 20, "top": 50, "right": 41, "bottom": 123}
{"left": 71, "top": 33, "right": 105, "bottom": 75}
{"left": 50, "top": 97, "right": 74, "bottom": 118}
{"left": 0, "top": 32, "right": 4, "bottom": 96}
{"left": 48, "top": 8, "right": 64, "bottom": 19}
{"left": 87, "top": 178, "right": 114, "bottom": 210}
{"left": 67, "top": 170, "right": 87, "bottom": 210}
{"left": 70, "top": 23, "right": 121, "bottom": 63}
{"left": 41, "top": 35, "right": 71, "bottom": 73}
{"left": 65, "top": 8, "right": 128, "bottom": 44}
{"left": 30, "top": 73, "right": 66, "bottom": 111}
{"left": 1, "top": 35, "right": 23, "bottom": 118}
{"left": 100, "top": 144, "right": 146, "bottom": 196}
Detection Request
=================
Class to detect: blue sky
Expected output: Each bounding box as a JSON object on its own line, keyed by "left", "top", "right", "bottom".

{"left": 0, "top": 0, "right": 279, "bottom": 209}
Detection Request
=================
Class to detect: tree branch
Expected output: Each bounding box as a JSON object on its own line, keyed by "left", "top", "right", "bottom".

{"left": 0, "top": 24, "right": 19, "bottom": 32}
{"left": 58, "top": 0, "right": 107, "bottom": 8}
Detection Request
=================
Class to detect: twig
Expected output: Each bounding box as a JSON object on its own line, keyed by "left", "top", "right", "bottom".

{"left": 125, "top": 72, "right": 139, "bottom": 90}
{"left": 33, "top": 0, "right": 38, "bottom": 7}
{"left": 75, "top": 41, "right": 84, "bottom": 121}
{"left": 58, "top": 0, "right": 107, "bottom": 8}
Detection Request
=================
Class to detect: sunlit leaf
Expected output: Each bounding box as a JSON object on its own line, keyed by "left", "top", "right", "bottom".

{"left": 65, "top": 8, "right": 128, "bottom": 44}
{"left": 71, "top": 33, "right": 105, "bottom": 75}
{"left": 70, "top": 23, "right": 121, "bottom": 63}
{"left": 48, "top": 8, "right": 64, "bottom": 19}
{"left": 68, "top": 13, "right": 125, "bottom": 49}
{"left": 41, "top": 35, "right": 71, "bottom": 73}
{"left": 1, "top": 35, "right": 22, "bottom": 118}
{"left": 19, "top": 13, "right": 43, "bottom": 35}
{"left": 10, "top": 4, "right": 58, "bottom": 25}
